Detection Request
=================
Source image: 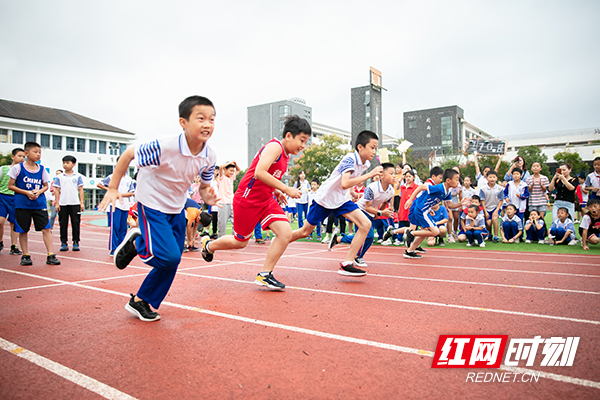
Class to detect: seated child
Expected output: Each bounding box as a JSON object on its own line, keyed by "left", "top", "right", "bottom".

{"left": 524, "top": 209, "right": 547, "bottom": 244}
{"left": 549, "top": 207, "right": 577, "bottom": 245}
{"left": 426, "top": 202, "right": 448, "bottom": 247}
{"left": 457, "top": 195, "right": 484, "bottom": 243}
{"left": 463, "top": 204, "right": 488, "bottom": 247}
{"left": 501, "top": 204, "right": 523, "bottom": 243}
{"left": 579, "top": 198, "right": 600, "bottom": 251}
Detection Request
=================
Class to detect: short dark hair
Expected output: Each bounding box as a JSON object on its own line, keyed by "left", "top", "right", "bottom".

{"left": 512, "top": 167, "right": 523, "bottom": 175}
{"left": 468, "top": 205, "right": 479, "bottom": 212}
{"left": 199, "top": 212, "right": 212, "bottom": 228}
{"left": 11, "top": 148, "right": 24, "bottom": 156}
{"left": 381, "top": 162, "right": 394, "bottom": 171}
{"left": 506, "top": 204, "right": 517, "bottom": 212}
{"left": 24, "top": 141, "right": 40, "bottom": 151}
{"left": 404, "top": 170, "right": 414, "bottom": 177}
{"left": 225, "top": 163, "right": 235, "bottom": 170}
{"left": 487, "top": 170, "right": 498, "bottom": 177}
{"left": 594, "top": 157, "right": 600, "bottom": 163}
{"left": 283, "top": 115, "right": 311, "bottom": 138}
{"left": 483, "top": 165, "right": 492, "bottom": 172}
{"left": 471, "top": 194, "right": 481, "bottom": 202}
{"left": 179, "top": 96, "right": 215, "bottom": 120}
{"left": 430, "top": 166, "right": 444, "bottom": 177}
{"left": 355, "top": 130, "right": 378, "bottom": 150}
{"left": 311, "top": 178, "right": 319, "bottom": 185}
{"left": 587, "top": 198, "right": 600, "bottom": 207}
{"left": 442, "top": 168, "right": 459, "bottom": 182}
{"left": 62, "top": 155, "right": 77, "bottom": 163}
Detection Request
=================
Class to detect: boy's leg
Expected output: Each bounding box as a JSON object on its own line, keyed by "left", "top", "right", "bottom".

{"left": 465, "top": 230, "right": 474, "bottom": 244}
{"left": 19, "top": 232, "right": 28, "bottom": 255}
{"left": 342, "top": 209, "right": 371, "bottom": 263}
{"left": 72, "top": 204, "right": 81, "bottom": 243}
{"left": 261, "top": 220, "right": 292, "bottom": 273}
{"left": 492, "top": 213, "right": 500, "bottom": 237}
{"left": 42, "top": 229, "right": 55, "bottom": 254}
{"left": 408, "top": 226, "right": 439, "bottom": 252}
{"left": 59, "top": 205, "right": 69, "bottom": 244}
{"left": 537, "top": 226, "right": 547, "bottom": 242}
{"left": 525, "top": 227, "right": 534, "bottom": 242}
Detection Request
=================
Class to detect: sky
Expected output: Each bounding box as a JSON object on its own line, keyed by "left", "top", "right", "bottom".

{"left": 1, "top": 0, "right": 599, "bottom": 168}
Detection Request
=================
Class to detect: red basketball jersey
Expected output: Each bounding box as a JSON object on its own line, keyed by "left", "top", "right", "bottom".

{"left": 234, "top": 138, "right": 289, "bottom": 207}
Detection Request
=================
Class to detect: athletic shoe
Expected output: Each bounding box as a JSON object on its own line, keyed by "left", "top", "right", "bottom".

{"left": 538, "top": 240, "right": 545, "bottom": 244}
{"left": 381, "top": 239, "right": 392, "bottom": 246}
{"left": 377, "top": 238, "right": 383, "bottom": 243}
{"left": 568, "top": 240, "right": 577, "bottom": 246}
{"left": 328, "top": 233, "right": 338, "bottom": 251}
{"left": 125, "top": 294, "right": 160, "bottom": 322}
{"left": 201, "top": 236, "right": 214, "bottom": 262}
{"left": 574, "top": 219, "right": 580, "bottom": 224}
{"left": 182, "top": 246, "right": 190, "bottom": 253}
{"left": 405, "top": 229, "right": 414, "bottom": 248}
{"left": 254, "top": 272, "right": 285, "bottom": 290}
{"left": 337, "top": 262, "right": 367, "bottom": 276}
{"left": 403, "top": 250, "right": 422, "bottom": 259}
{"left": 20, "top": 254, "right": 32, "bottom": 266}
{"left": 321, "top": 235, "right": 329, "bottom": 243}
{"left": 466, "top": 243, "right": 472, "bottom": 247}
{"left": 479, "top": 242, "right": 486, "bottom": 248}
{"left": 447, "top": 235, "right": 456, "bottom": 244}
{"left": 60, "top": 243, "right": 68, "bottom": 252}
{"left": 438, "top": 239, "right": 446, "bottom": 247}
{"left": 255, "top": 238, "right": 266, "bottom": 244}
{"left": 354, "top": 257, "right": 367, "bottom": 267}
{"left": 189, "top": 245, "right": 199, "bottom": 252}
{"left": 46, "top": 254, "right": 61, "bottom": 265}
{"left": 0, "top": 241, "right": 3, "bottom": 252}
{"left": 394, "top": 239, "right": 403, "bottom": 246}
{"left": 114, "top": 228, "right": 141, "bottom": 270}
{"left": 72, "top": 242, "right": 80, "bottom": 251}
{"left": 316, "top": 236, "right": 322, "bottom": 241}
{"left": 382, "top": 226, "right": 394, "bottom": 243}
{"left": 514, "top": 238, "right": 520, "bottom": 244}
{"left": 10, "top": 245, "right": 22, "bottom": 255}
{"left": 415, "top": 246, "right": 427, "bottom": 254}
{"left": 109, "top": 250, "right": 115, "bottom": 256}
{"left": 493, "top": 236, "right": 500, "bottom": 243}
{"left": 525, "top": 240, "right": 532, "bottom": 244}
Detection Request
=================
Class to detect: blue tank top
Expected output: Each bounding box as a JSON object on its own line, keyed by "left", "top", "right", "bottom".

{"left": 14, "top": 163, "right": 47, "bottom": 210}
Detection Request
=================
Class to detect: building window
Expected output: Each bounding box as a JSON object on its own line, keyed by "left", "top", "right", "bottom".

{"left": 96, "top": 164, "right": 113, "bottom": 178}
{"left": 441, "top": 116, "right": 453, "bottom": 149}
{"left": 278, "top": 105, "right": 291, "bottom": 119}
{"left": 26, "top": 132, "right": 36, "bottom": 143}
{"left": 12, "top": 130, "right": 23, "bottom": 144}
{"left": 279, "top": 120, "right": 285, "bottom": 134}
{"left": 99, "top": 141, "right": 107, "bottom": 154}
{"left": 128, "top": 167, "right": 135, "bottom": 178}
{"left": 365, "top": 90, "right": 370, "bottom": 105}
{"left": 78, "top": 163, "right": 87, "bottom": 176}
{"left": 408, "top": 121, "right": 417, "bottom": 129}
{"left": 89, "top": 140, "right": 97, "bottom": 153}
{"left": 66, "top": 137, "right": 75, "bottom": 151}
{"left": 109, "top": 142, "right": 119, "bottom": 155}
{"left": 52, "top": 135, "right": 62, "bottom": 150}
{"left": 77, "top": 138, "right": 86, "bottom": 152}
{"left": 1, "top": 129, "right": 10, "bottom": 143}
{"left": 119, "top": 143, "right": 126, "bottom": 155}
{"left": 40, "top": 134, "right": 51, "bottom": 148}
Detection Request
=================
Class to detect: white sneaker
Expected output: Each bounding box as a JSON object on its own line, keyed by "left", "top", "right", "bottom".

{"left": 568, "top": 240, "right": 577, "bottom": 246}
{"left": 377, "top": 239, "right": 383, "bottom": 243}
{"left": 466, "top": 243, "right": 472, "bottom": 247}
{"left": 574, "top": 219, "right": 580, "bottom": 224}
{"left": 354, "top": 257, "right": 368, "bottom": 267}
{"left": 321, "top": 235, "right": 329, "bottom": 243}
{"left": 381, "top": 239, "right": 392, "bottom": 245}
{"left": 538, "top": 240, "right": 545, "bottom": 244}
{"left": 479, "top": 242, "right": 486, "bottom": 247}
{"left": 447, "top": 235, "right": 456, "bottom": 243}
{"left": 525, "top": 240, "right": 531, "bottom": 244}
{"left": 514, "top": 238, "right": 520, "bottom": 244}
{"left": 394, "top": 240, "right": 402, "bottom": 245}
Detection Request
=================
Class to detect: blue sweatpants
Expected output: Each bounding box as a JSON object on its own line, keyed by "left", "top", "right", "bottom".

{"left": 465, "top": 229, "right": 488, "bottom": 244}
{"left": 525, "top": 225, "right": 546, "bottom": 241}
{"left": 135, "top": 203, "right": 186, "bottom": 309}
{"left": 340, "top": 212, "right": 374, "bottom": 258}
{"left": 372, "top": 218, "right": 389, "bottom": 240}
{"left": 297, "top": 202, "right": 309, "bottom": 228}
{"left": 109, "top": 208, "right": 129, "bottom": 251}
{"left": 502, "top": 221, "right": 521, "bottom": 241}
{"left": 550, "top": 227, "right": 573, "bottom": 245}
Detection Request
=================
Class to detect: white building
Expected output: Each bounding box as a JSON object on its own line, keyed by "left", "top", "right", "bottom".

{"left": 0, "top": 99, "right": 136, "bottom": 209}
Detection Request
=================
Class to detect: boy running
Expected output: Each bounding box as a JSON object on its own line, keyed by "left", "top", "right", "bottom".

{"left": 201, "top": 115, "right": 311, "bottom": 290}
{"left": 290, "top": 130, "right": 383, "bottom": 276}
{"left": 0, "top": 148, "right": 25, "bottom": 255}
{"left": 99, "top": 95, "right": 219, "bottom": 321}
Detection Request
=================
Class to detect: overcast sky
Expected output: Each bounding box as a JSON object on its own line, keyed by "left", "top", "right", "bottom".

{"left": 1, "top": 0, "right": 599, "bottom": 168}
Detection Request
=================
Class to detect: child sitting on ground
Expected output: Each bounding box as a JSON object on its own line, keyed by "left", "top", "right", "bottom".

{"left": 501, "top": 204, "right": 523, "bottom": 243}
{"left": 548, "top": 207, "right": 577, "bottom": 246}
{"left": 426, "top": 202, "right": 449, "bottom": 247}
{"left": 579, "top": 198, "right": 600, "bottom": 251}
{"left": 524, "top": 209, "right": 547, "bottom": 244}
{"left": 462, "top": 204, "right": 488, "bottom": 247}
{"left": 457, "top": 195, "right": 484, "bottom": 243}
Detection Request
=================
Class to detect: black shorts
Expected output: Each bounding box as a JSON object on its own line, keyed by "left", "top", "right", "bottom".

{"left": 15, "top": 208, "right": 50, "bottom": 233}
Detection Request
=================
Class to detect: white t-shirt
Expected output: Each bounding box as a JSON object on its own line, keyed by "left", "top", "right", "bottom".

{"left": 314, "top": 151, "right": 370, "bottom": 209}
{"left": 357, "top": 180, "right": 394, "bottom": 218}
{"left": 134, "top": 133, "right": 217, "bottom": 214}
{"left": 101, "top": 173, "right": 135, "bottom": 211}
{"left": 53, "top": 172, "right": 84, "bottom": 206}
{"left": 294, "top": 179, "right": 311, "bottom": 204}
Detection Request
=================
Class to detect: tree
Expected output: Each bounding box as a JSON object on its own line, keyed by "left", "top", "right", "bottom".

{"left": 233, "top": 167, "right": 248, "bottom": 193}
{"left": 554, "top": 150, "right": 588, "bottom": 176}
{"left": 288, "top": 134, "right": 347, "bottom": 183}
{"left": 517, "top": 146, "right": 550, "bottom": 177}
{"left": 0, "top": 152, "right": 12, "bottom": 166}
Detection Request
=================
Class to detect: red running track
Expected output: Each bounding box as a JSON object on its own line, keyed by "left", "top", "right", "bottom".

{"left": 0, "top": 217, "right": 599, "bottom": 399}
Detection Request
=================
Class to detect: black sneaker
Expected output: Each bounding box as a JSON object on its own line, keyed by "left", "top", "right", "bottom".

{"left": 46, "top": 254, "right": 61, "bottom": 265}
{"left": 405, "top": 229, "right": 415, "bottom": 248}
{"left": 415, "top": 246, "right": 427, "bottom": 254}
{"left": 328, "top": 233, "right": 338, "bottom": 251}
{"left": 0, "top": 241, "right": 3, "bottom": 252}
{"left": 114, "top": 228, "right": 141, "bottom": 270}
{"left": 382, "top": 226, "right": 394, "bottom": 243}
{"left": 201, "top": 236, "right": 214, "bottom": 262}
{"left": 354, "top": 257, "right": 368, "bottom": 267}
{"left": 182, "top": 246, "right": 190, "bottom": 253}
{"left": 189, "top": 245, "right": 199, "bottom": 252}
{"left": 337, "top": 262, "right": 367, "bottom": 277}
{"left": 403, "top": 250, "right": 422, "bottom": 259}
{"left": 438, "top": 238, "right": 445, "bottom": 247}
{"left": 125, "top": 294, "right": 161, "bottom": 322}
{"left": 10, "top": 245, "right": 22, "bottom": 255}
{"left": 254, "top": 272, "right": 285, "bottom": 290}
{"left": 72, "top": 242, "right": 80, "bottom": 251}
{"left": 60, "top": 243, "right": 68, "bottom": 251}
{"left": 20, "top": 254, "right": 32, "bottom": 266}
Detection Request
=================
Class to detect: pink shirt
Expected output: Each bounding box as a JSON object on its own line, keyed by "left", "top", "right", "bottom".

{"left": 218, "top": 174, "right": 236, "bottom": 204}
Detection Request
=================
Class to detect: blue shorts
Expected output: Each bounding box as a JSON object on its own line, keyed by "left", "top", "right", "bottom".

{"left": 484, "top": 206, "right": 500, "bottom": 220}
{"left": 408, "top": 205, "right": 436, "bottom": 229}
{"left": 0, "top": 193, "right": 16, "bottom": 223}
{"left": 306, "top": 200, "right": 359, "bottom": 226}
{"left": 287, "top": 206, "right": 297, "bottom": 213}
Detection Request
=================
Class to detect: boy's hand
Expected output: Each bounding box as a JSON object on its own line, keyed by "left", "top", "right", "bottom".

{"left": 55, "top": 204, "right": 61, "bottom": 212}
{"left": 404, "top": 199, "right": 413, "bottom": 210}
{"left": 583, "top": 244, "right": 589, "bottom": 251}
{"left": 369, "top": 166, "right": 384, "bottom": 179}
{"left": 275, "top": 190, "right": 287, "bottom": 205}
{"left": 484, "top": 210, "right": 490, "bottom": 219}
{"left": 98, "top": 188, "right": 124, "bottom": 212}
{"left": 202, "top": 186, "right": 222, "bottom": 207}
{"left": 382, "top": 208, "right": 393, "bottom": 218}
{"left": 503, "top": 238, "right": 508, "bottom": 243}
{"left": 508, "top": 238, "right": 514, "bottom": 243}
{"left": 284, "top": 186, "right": 301, "bottom": 199}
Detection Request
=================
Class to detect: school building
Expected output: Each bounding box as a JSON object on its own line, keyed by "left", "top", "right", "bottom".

{"left": 0, "top": 99, "right": 136, "bottom": 210}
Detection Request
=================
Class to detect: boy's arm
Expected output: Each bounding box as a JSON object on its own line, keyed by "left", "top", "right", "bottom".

{"left": 581, "top": 228, "right": 589, "bottom": 250}
{"left": 404, "top": 184, "right": 427, "bottom": 209}
{"left": 340, "top": 166, "right": 383, "bottom": 190}
{"left": 198, "top": 182, "right": 220, "bottom": 206}
{"left": 54, "top": 187, "right": 61, "bottom": 211}
{"left": 98, "top": 147, "right": 134, "bottom": 211}
{"left": 7, "top": 178, "right": 32, "bottom": 198}
{"left": 254, "top": 142, "right": 301, "bottom": 198}
{"left": 79, "top": 185, "right": 85, "bottom": 208}
{"left": 444, "top": 200, "right": 461, "bottom": 210}
{"left": 474, "top": 154, "right": 481, "bottom": 176}
{"left": 494, "top": 155, "right": 502, "bottom": 172}
{"left": 234, "top": 161, "right": 241, "bottom": 173}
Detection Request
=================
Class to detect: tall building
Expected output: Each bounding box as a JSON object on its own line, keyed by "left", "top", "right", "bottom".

{"left": 0, "top": 99, "right": 136, "bottom": 209}
{"left": 351, "top": 67, "right": 384, "bottom": 146}
{"left": 247, "top": 98, "right": 312, "bottom": 168}
{"left": 403, "top": 105, "right": 493, "bottom": 158}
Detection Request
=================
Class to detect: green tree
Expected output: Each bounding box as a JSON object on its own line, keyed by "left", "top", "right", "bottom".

{"left": 233, "top": 167, "right": 248, "bottom": 193}
{"left": 459, "top": 154, "right": 510, "bottom": 183}
{"left": 554, "top": 151, "right": 588, "bottom": 176}
{"left": 289, "top": 134, "right": 347, "bottom": 183}
{"left": 517, "top": 146, "right": 550, "bottom": 177}
{"left": 0, "top": 152, "right": 12, "bottom": 166}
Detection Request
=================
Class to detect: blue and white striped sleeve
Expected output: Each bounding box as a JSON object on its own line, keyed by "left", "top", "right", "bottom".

{"left": 337, "top": 155, "right": 356, "bottom": 174}
{"left": 363, "top": 187, "right": 374, "bottom": 202}
{"left": 201, "top": 163, "right": 216, "bottom": 184}
{"left": 77, "top": 176, "right": 84, "bottom": 187}
{"left": 136, "top": 139, "right": 161, "bottom": 168}
{"left": 100, "top": 176, "right": 111, "bottom": 187}
{"left": 53, "top": 176, "right": 61, "bottom": 188}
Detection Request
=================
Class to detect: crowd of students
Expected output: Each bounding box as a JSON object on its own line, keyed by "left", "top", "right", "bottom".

{"left": 1, "top": 95, "right": 598, "bottom": 322}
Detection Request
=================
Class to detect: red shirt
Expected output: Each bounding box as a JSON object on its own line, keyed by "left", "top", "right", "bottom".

{"left": 235, "top": 138, "right": 289, "bottom": 207}
{"left": 398, "top": 182, "right": 417, "bottom": 221}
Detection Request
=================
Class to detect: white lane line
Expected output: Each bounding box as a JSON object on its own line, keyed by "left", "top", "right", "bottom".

{"left": 0, "top": 268, "right": 598, "bottom": 390}
{"left": 0, "top": 337, "right": 138, "bottom": 400}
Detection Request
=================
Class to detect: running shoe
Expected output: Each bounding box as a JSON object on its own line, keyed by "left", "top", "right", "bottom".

{"left": 125, "top": 294, "right": 161, "bottom": 322}
{"left": 201, "top": 236, "right": 214, "bottom": 262}
{"left": 492, "top": 236, "right": 500, "bottom": 243}
{"left": 255, "top": 238, "right": 266, "bottom": 244}
{"left": 60, "top": 243, "right": 68, "bottom": 252}
{"left": 403, "top": 250, "right": 422, "bottom": 259}
{"left": 466, "top": 243, "right": 472, "bottom": 247}
{"left": 0, "top": 241, "right": 3, "bottom": 252}
{"left": 381, "top": 239, "right": 392, "bottom": 246}
{"left": 20, "top": 254, "right": 32, "bottom": 266}
{"left": 525, "top": 240, "right": 532, "bottom": 244}
{"left": 354, "top": 257, "right": 367, "bottom": 267}
{"left": 479, "top": 242, "right": 486, "bottom": 248}
{"left": 114, "top": 228, "right": 141, "bottom": 270}
{"left": 10, "top": 245, "right": 22, "bottom": 255}
{"left": 405, "top": 229, "right": 414, "bottom": 249}
{"left": 382, "top": 226, "right": 394, "bottom": 243}
{"left": 255, "top": 272, "right": 285, "bottom": 290}
{"left": 337, "top": 262, "right": 367, "bottom": 277}
{"left": 72, "top": 242, "right": 80, "bottom": 251}
{"left": 328, "top": 233, "right": 338, "bottom": 251}
{"left": 415, "top": 246, "right": 427, "bottom": 254}
{"left": 46, "top": 254, "right": 61, "bottom": 265}
{"left": 189, "top": 245, "right": 200, "bottom": 252}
